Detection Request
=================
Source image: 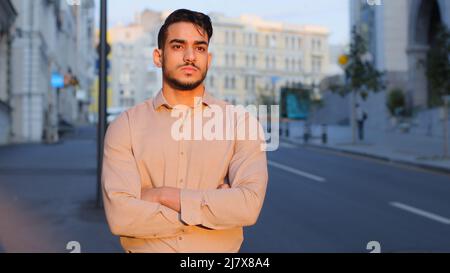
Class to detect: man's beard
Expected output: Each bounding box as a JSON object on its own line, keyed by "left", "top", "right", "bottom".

{"left": 162, "top": 62, "right": 208, "bottom": 91}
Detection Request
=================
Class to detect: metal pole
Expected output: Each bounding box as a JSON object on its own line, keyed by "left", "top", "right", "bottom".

{"left": 444, "top": 97, "right": 449, "bottom": 158}
{"left": 97, "top": 0, "right": 107, "bottom": 208}
{"left": 352, "top": 90, "right": 357, "bottom": 144}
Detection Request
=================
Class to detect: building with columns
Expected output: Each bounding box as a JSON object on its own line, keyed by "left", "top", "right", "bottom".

{"left": 1, "top": 0, "right": 96, "bottom": 144}
{"left": 350, "top": 0, "right": 450, "bottom": 135}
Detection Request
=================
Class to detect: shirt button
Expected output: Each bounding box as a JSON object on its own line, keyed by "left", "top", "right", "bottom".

{"left": 178, "top": 236, "right": 183, "bottom": 241}
{"left": 180, "top": 152, "right": 184, "bottom": 155}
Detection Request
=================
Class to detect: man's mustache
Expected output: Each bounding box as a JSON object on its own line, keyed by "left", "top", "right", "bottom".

{"left": 178, "top": 63, "right": 199, "bottom": 70}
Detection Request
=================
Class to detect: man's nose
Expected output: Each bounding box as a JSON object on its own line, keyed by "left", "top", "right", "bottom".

{"left": 183, "top": 47, "right": 196, "bottom": 63}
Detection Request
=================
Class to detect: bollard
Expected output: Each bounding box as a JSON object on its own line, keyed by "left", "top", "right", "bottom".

{"left": 321, "top": 123, "right": 328, "bottom": 144}
{"left": 303, "top": 122, "right": 310, "bottom": 143}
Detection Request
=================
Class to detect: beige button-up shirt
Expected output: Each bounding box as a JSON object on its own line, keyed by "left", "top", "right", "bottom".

{"left": 102, "top": 89, "right": 268, "bottom": 253}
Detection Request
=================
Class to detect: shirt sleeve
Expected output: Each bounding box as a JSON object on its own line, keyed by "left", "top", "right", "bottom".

{"left": 180, "top": 111, "right": 269, "bottom": 230}
{"left": 102, "top": 112, "right": 186, "bottom": 239}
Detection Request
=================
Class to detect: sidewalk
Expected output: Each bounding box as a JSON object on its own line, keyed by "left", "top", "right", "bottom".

{"left": 280, "top": 121, "right": 450, "bottom": 174}
{"left": 0, "top": 126, "right": 122, "bottom": 253}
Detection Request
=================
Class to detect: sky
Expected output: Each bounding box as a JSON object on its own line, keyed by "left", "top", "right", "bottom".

{"left": 96, "top": 0, "right": 350, "bottom": 45}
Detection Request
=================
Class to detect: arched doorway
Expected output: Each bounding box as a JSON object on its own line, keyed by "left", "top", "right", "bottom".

{"left": 407, "top": 0, "right": 443, "bottom": 110}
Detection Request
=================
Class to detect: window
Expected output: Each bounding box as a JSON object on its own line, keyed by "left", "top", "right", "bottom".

{"left": 225, "top": 31, "right": 229, "bottom": 44}
{"left": 225, "top": 53, "right": 229, "bottom": 66}
{"left": 312, "top": 57, "right": 322, "bottom": 73}
{"left": 225, "top": 76, "right": 229, "bottom": 89}
{"left": 252, "top": 55, "right": 257, "bottom": 68}
{"left": 266, "top": 35, "right": 276, "bottom": 48}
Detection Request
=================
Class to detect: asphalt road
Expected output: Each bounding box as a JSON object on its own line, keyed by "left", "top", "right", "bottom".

{"left": 241, "top": 142, "right": 450, "bottom": 253}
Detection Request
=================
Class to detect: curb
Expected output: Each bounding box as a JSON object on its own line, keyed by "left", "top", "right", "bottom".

{"left": 280, "top": 137, "right": 450, "bottom": 175}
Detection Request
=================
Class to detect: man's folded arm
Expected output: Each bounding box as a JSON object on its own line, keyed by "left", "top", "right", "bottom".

{"left": 180, "top": 114, "right": 268, "bottom": 230}
{"left": 102, "top": 112, "right": 185, "bottom": 239}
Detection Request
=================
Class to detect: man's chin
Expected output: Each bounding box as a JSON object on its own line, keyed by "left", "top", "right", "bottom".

{"left": 167, "top": 79, "right": 203, "bottom": 91}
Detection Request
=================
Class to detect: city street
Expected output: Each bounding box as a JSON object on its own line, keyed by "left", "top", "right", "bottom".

{"left": 1, "top": 126, "right": 449, "bottom": 253}
{"left": 242, "top": 142, "right": 450, "bottom": 253}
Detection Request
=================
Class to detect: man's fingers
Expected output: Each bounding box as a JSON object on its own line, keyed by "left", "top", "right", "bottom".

{"left": 217, "top": 183, "right": 230, "bottom": 189}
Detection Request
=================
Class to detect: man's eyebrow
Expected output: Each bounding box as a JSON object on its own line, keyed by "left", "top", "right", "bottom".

{"left": 193, "top": 40, "right": 209, "bottom": 46}
{"left": 168, "top": 39, "right": 208, "bottom": 46}
{"left": 169, "top": 39, "right": 186, "bottom": 44}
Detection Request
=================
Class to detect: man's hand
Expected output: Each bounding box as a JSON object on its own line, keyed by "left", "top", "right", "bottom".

{"left": 140, "top": 183, "right": 231, "bottom": 213}
{"left": 217, "top": 183, "right": 230, "bottom": 189}
{"left": 141, "top": 186, "right": 180, "bottom": 212}
{"left": 141, "top": 187, "right": 164, "bottom": 203}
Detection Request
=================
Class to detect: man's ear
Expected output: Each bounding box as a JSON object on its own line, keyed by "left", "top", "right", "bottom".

{"left": 207, "top": 52, "right": 213, "bottom": 70}
{"left": 153, "top": 48, "right": 163, "bottom": 68}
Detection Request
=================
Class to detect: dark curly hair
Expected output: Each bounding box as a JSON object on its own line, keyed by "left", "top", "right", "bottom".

{"left": 157, "top": 9, "right": 213, "bottom": 49}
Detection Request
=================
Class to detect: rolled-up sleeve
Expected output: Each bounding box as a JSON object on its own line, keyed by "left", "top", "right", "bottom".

{"left": 180, "top": 112, "right": 268, "bottom": 230}
{"left": 102, "top": 112, "right": 185, "bottom": 239}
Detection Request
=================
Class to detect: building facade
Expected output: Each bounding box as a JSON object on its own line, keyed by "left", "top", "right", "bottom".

{"left": 0, "top": 0, "right": 17, "bottom": 144}
{"left": 350, "top": 0, "right": 450, "bottom": 134}
{"left": 107, "top": 10, "right": 330, "bottom": 108}
{"left": 5, "top": 0, "right": 96, "bottom": 143}
{"left": 108, "top": 10, "right": 162, "bottom": 110}
{"left": 205, "top": 13, "right": 330, "bottom": 105}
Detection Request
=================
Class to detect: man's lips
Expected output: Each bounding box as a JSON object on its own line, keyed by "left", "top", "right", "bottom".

{"left": 180, "top": 66, "right": 198, "bottom": 72}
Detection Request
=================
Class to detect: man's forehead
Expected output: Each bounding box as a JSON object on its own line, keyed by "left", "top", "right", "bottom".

{"left": 166, "top": 22, "right": 208, "bottom": 42}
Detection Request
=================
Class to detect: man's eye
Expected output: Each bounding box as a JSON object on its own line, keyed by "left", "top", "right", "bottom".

{"left": 173, "top": 45, "right": 182, "bottom": 49}
{"left": 197, "top": 47, "right": 206, "bottom": 52}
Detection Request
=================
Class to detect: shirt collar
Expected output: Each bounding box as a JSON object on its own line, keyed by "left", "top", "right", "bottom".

{"left": 152, "top": 88, "right": 215, "bottom": 111}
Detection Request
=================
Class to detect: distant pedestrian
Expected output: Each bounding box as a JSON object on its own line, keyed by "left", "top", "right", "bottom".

{"left": 356, "top": 103, "right": 367, "bottom": 141}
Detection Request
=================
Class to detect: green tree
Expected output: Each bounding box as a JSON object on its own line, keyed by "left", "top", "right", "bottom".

{"left": 425, "top": 24, "right": 450, "bottom": 158}
{"left": 426, "top": 24, "right": 450, "bottom": 107}
{"left": 331, "top": 26, "right": 385, "bottom": 143}
{"left": 386, "top": 88, "right": 406, "bottom": 117}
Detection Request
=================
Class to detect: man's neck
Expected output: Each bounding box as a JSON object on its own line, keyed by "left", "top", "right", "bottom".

{"left": 162, "top": 83, "right": 205, "bottom": 108}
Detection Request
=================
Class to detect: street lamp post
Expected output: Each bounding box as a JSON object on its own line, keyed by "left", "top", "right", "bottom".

{"left": 337, "top": 54, "right": 357, "bottom": 143}
{"left": 97, "top": 0, "right": 108, "bottom": 208}
{"left": 443, "top": 95, "right": 450, "bottom": 159}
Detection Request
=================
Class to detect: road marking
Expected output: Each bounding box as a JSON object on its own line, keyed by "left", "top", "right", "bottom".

{"left": 304, "top": 145, "right": 450, "bottom": 178}
{"left": 268, "top": 160, "right": 326, "bottom": 183}
{"left": 279, "top": 142, "right": 297, "bottom": 148}
{"left": 390, "top": 202, "right": 450, "bottom": 225}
